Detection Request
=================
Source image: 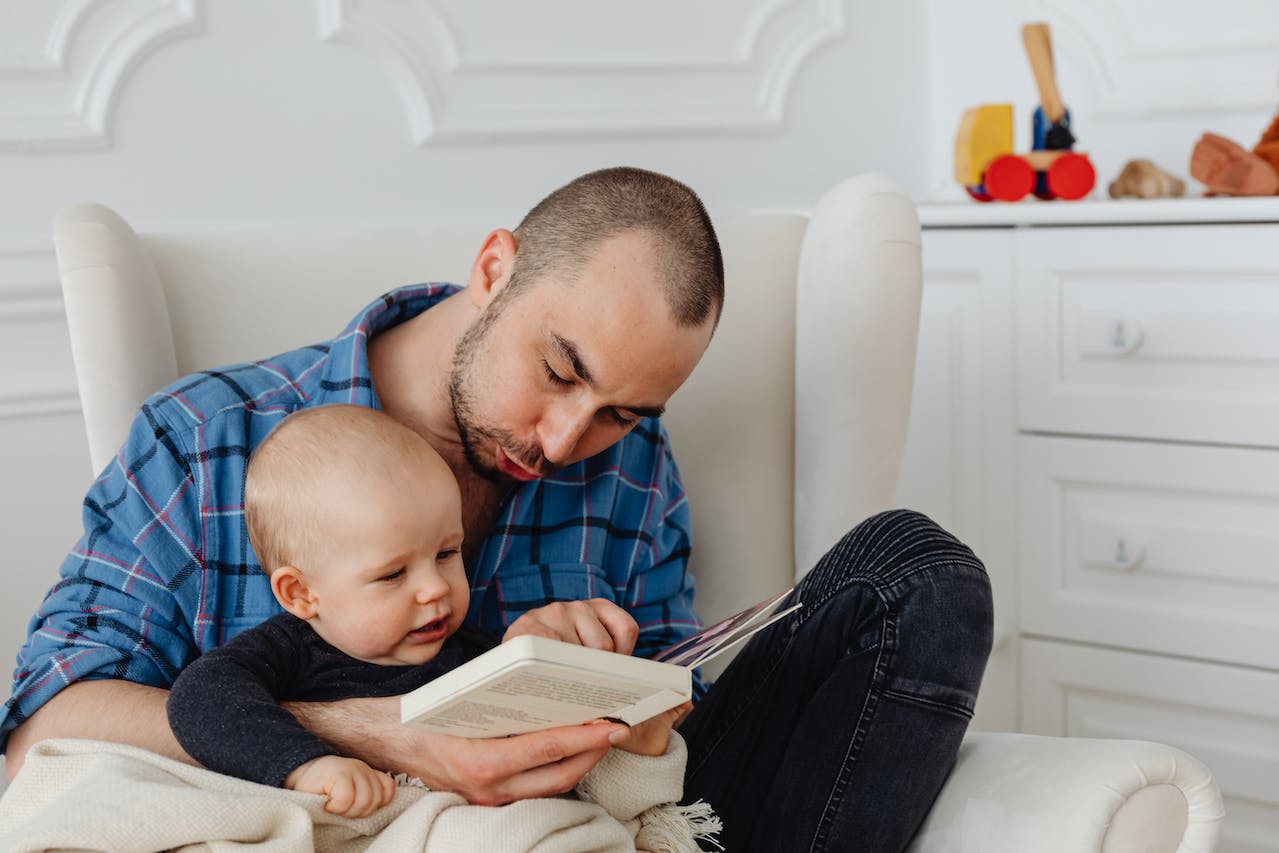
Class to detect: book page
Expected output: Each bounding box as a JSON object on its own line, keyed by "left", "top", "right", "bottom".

{"left": 404, "top": 661, "right": 687, "bottom": 737}
{"left": 653, "top": 587, "right": 801, "bottom": 668}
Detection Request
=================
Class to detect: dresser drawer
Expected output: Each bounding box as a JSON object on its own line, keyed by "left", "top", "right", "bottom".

{"left": 1019, "top": 435, "right": 1279, "bottom": 670}
{"left": 1016, "top": 224, "right": 1279, "bottom": 447}
{"left": 1022, "top": 638, "right": 1279, "bottom": 852}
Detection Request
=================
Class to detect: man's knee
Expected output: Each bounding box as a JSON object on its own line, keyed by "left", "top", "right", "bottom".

{"left": 801, "top": 510, "right": 993, "bottom": 711}
{"left": 803, "top": 509, "right": 985, "bottom": 595}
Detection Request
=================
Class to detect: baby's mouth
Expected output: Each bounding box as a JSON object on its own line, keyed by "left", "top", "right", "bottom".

{"left": 408, "top": 618, "right": 447, "bottom": 640}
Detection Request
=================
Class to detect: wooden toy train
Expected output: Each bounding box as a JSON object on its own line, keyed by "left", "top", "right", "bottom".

{"left": 954, "top": 23, "right": 1096, "bottom": 202}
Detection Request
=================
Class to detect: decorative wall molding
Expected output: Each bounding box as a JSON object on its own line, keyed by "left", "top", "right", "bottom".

{"left": 1036, "top": 0, "right": 1279, "bottom": 119}
{"left": 317, "top": 0, "right": 844, "bottom": 143}
{"left": 0, "top": 246, "right": 81, "bottom": 419}
{"left": 0, "top": 0, "right": 201, "bottom": 152}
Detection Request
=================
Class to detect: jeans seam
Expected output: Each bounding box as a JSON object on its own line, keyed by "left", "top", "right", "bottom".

{"left": 809, "top": 593, "right": 895, "bottom": 853}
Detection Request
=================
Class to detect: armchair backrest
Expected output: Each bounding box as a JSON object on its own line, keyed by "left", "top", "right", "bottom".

{"left": 53, "top": 175, "right": 921, "bottom": 637}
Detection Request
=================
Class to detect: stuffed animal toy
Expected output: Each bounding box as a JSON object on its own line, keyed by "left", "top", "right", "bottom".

{"left": 1108, "top": 159, "right": 1186, "bottom": 199}
{"left": 1189, "top": 129, "right": 1279, "bottom": 196}
{"left": 1253, "top": 113, "right": 1279, "bottom": 175}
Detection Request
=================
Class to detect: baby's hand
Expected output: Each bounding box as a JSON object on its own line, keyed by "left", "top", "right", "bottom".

{"left": 284, "top": 755, "right": 396, "bottom": 818}
{"left": 611, "top": 701, "right": 693, "bottom": 757}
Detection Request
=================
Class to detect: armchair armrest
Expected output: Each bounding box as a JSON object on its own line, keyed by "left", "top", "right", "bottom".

{"left": 909, "top": 733, "right": 1224, "bottom": 853}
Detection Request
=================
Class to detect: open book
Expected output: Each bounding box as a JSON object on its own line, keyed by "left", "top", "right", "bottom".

{"left": 400, "top": 588, "right": 801, "bottom": 738}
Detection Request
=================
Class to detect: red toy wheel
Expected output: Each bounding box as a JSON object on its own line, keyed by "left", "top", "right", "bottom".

{"left": 982, "top": 155, "right": 1035, "bottom": 201}
{"left": 1046, "top": 152, "right": 1096, "bottom": 200}
{"left": 965, "top": 186, "right": 994, "bottom": 202}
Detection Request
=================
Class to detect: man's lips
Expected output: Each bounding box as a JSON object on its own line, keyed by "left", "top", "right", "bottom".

{"left": 496, "top": 446, "right": 541, "bottom": 482}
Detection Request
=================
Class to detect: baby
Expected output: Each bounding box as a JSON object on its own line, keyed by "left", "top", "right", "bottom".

{"left": 166, "top": 404, "right": 693, "bottom": 826}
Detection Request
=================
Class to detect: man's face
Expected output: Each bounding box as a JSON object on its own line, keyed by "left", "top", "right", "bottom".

{"left": 448, "top": 230, "right": 714, "bottom": 483}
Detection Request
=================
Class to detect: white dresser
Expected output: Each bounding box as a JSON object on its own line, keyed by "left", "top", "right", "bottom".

{"left": 902, "top": 198, "right": 1279, "bottom": 852}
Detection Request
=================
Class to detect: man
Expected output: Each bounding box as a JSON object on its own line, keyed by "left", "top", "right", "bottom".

{"left": 4, "top": 167, "right": 992, "bottom": 850}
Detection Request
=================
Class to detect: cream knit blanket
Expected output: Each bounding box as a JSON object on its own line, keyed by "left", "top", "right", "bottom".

{"left": 0, "top": 737, "right": 720, "bottom": 852}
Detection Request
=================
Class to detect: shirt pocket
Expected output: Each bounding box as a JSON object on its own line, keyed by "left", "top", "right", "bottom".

{"left": 489, "top": 562, "right": 620, "bottom": 628}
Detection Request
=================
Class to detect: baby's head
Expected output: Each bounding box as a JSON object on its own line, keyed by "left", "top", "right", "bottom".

{"left": 245, "top": 404, "right": 468, "bottom": 666}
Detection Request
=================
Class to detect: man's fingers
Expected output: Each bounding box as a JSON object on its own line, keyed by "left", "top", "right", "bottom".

{"left": 589, "top": 599, "right": 639, "bottom": 655}
{"left": 494, "top": 745, "right": 610, "bottom": 802}
{"left": 465, "top": 722, "right": 615, "bottom": 774}
{"left": 508, "top": 722, "right": 624, "bottom": 772}
{"left": 472, "top": 726, "right": 616, "bottom": 803}
{"left": 506, "top": 621, "right": 560, "bottom": 643}
{"left": 503, "top": 600, "right": 639, "bottom": 656}
{"left": 572, "top": 609, "right": 615, "bottom": 650}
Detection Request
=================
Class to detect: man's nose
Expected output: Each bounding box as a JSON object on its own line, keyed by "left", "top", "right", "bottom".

{"left": 538, "top": 402, "right": 593, "bottom": 465}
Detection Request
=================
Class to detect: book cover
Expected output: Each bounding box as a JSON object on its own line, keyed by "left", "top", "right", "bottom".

{"left": 400, "top": 588, "right": 800, "bottom": 738}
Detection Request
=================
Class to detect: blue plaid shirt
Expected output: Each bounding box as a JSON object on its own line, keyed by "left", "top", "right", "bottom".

{"left": 2, "top": 284, "right": 704, "bottom": 749}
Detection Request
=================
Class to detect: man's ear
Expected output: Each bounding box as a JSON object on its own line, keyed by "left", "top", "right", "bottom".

{"left": 467, "top": 229, "right": 518, "bottom": 309}
{"left": 270, "top": 566, "right": 318, "bottom": 620}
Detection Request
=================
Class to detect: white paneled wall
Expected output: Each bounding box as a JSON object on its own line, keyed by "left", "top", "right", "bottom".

{"left": 317, "top": 0, "right": 846, "bottom": 141}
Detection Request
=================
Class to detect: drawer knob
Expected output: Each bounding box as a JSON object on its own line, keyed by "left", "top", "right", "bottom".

{"left": 1110, "top": 537, "right": 1145, "bottom": 571}
{"left": 1108, "top": 318, "right": 1145, "bottom": 355}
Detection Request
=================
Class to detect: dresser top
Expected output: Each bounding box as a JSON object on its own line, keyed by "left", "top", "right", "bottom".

{"left": 918, "top": 196, "right": 1279, "bottom": 227}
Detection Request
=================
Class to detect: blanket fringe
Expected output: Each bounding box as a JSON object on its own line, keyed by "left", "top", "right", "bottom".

{"left": 393, "top": 772, "right": 429, "bottom": 789}
{"left": 635, "top": 799, "right": 724, "bottom": 853}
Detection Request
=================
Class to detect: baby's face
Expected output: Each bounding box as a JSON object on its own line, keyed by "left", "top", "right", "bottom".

{"left": 303, "top": 455, "right": 469, "bottom": 666}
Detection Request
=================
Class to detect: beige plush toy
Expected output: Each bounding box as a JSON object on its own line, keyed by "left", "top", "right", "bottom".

{"left": 1108, "top": 158, "right": 1186, "bottom": 199}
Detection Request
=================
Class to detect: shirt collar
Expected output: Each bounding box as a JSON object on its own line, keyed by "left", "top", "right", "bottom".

{"left": 316, "top": 282, "right": 462, "bottom": 409}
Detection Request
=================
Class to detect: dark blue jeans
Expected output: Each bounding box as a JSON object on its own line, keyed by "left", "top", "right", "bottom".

{"left": 680, "top": 510, "right": 994, "bottom": 852}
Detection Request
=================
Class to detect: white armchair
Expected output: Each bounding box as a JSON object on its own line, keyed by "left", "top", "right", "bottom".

{"left": 45, "top": 176, "right": 1224, "bottom": 851}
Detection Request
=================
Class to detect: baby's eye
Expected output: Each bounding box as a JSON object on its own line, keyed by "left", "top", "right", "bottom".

{"left": 380, "top": 567, "right": 406, "bottom": 582}
{"left": 437, "top": 549, "right": 460, "bottom": 562}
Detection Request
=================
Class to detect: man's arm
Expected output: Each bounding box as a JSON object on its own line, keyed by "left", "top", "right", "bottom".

{"left": 5, "top": 680, "right": 193, "bottom": 781}
{"left": 287, "top": 696, "right": 626, "bottom": 806}
{"left": 3, "top": 404, "right": 209, "bottom": 771}
{"left": 5, "top": 680, "right": 627, "bottom": 805}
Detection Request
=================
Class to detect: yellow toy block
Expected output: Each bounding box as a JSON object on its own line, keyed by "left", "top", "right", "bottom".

{"left": 954, "top": 104, "right": 1014, "bottom": 186}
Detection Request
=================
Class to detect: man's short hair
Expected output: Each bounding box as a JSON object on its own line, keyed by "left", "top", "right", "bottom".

{"left": 511, "top": 166, "right": 724, "bottom": 328}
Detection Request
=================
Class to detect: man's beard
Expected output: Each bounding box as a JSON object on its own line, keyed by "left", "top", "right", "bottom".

{"left": 447, "top": 290, "right": 549, "bottom": 484}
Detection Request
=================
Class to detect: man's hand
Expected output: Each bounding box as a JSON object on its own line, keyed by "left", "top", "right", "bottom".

{"left": 287, "top": 695, "right": 628, "bottom": 806}
{"left": 502, "top": 598, "right": 639, "bottom": 654}
{"left": 285, "top": 755, "right": 396, "bottom": 818}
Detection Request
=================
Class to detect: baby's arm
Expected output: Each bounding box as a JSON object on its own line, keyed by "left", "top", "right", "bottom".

{"left": 167, "top": 617, "right": 384, "bottom": 799}
{"left": 284, "top": 754, "right": 396, "bottom": 818}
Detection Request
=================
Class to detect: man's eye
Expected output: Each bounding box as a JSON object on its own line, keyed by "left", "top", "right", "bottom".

{"left": 380, "top": 568, "right": 406, "bottom": 582}
{"left": 609, "top": 409, "right": 638, "bottom": 428}
{"left": 542, "top": 360, "right": 572, "bottom": 386}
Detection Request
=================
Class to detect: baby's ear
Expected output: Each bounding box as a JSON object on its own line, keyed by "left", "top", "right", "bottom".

{"left": 271, "top": 566, "right": 318, "bottom": 619}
